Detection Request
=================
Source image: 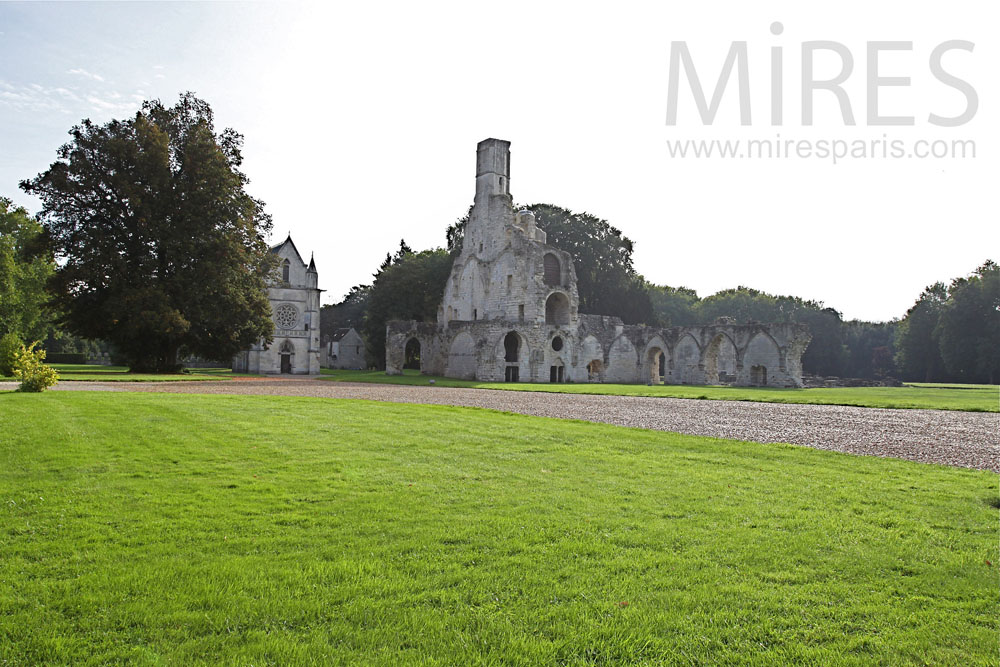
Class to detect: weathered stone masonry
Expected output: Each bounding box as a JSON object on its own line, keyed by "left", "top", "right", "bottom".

{"left": 387, "top": 138, "right": 810, "bottom": 387}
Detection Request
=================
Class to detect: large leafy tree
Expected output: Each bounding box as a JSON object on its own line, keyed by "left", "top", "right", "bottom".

{"left": 935, "top": 261, "right": 1000, "bottom": 384}
{"left": 0, "top": 197, "right": 54, "bottom": 342}
{"left": 21, "top": 94, "right": 275, "bottom": 372}
{"left": 321, "top": 284, "right": 371, "bottom": 335}
{"left": 362, "top": 242, "right": 452, "bottom": 369}
{"left": 894, "top": 282, "right": 948, "bottom": 382}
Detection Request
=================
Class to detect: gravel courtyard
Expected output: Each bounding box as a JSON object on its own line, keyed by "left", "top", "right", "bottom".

{"left": 15, "top": 377, "right": 995, "bottom": 473}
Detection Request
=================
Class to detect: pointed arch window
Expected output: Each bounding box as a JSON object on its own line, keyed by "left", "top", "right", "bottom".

{"left": 282, "top": 259, "right": 291, "bottom": 283}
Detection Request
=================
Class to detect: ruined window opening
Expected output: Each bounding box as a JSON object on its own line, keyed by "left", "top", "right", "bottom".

{"left": 506, "top": 275, "right": 512, "bottom": 292}
{"left": 551, "top": 336, "right": 563, "bottom": 352}
{"left": 545, "top": 292, "right": 570, "bottom": 325}
{"left": 479, "top": 242, "right": 483, "bottom": 253}
{"left": 518, "top": 304, "right": 524, "bottom": 321}
{"left": 543, "top": 253, "right": 561, "bottom": 286}
{"left": 282, "top": 259, "right": 290, "bottom": 283}
{"left": 473, "top": 309, "right": 477, "bottom": 320}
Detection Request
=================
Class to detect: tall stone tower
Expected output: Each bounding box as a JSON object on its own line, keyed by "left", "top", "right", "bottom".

{"left": 438, "top": 138, "right": 574, "bottom": 327}
{"left": 463, "top": 138, "right": 514, "bottom": 262}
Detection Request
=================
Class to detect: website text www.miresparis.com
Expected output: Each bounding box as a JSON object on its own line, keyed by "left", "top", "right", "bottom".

{"left": 665, "top": 22, "right": 979, "bottom": 164}
{"left": 666, "top": 135, "right": 976, "bottom": 164}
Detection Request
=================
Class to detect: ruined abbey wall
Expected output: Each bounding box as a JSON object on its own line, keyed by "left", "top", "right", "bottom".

{"left": 386, "top": 138, "right": 810, "bottom": 387}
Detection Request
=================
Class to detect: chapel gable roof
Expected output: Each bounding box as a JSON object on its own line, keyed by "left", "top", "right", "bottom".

{"left": 271, "top": 234, "right": 306, "bottom": 267}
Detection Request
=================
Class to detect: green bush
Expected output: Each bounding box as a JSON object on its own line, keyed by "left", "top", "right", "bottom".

{"left": 12, "top": 342, "right": 59, "bottom": 392}
{"left": 0, "top": 332, "right": 22, "bottom": 377}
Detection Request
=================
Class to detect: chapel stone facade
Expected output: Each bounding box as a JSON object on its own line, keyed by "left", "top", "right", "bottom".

{"left": 386, "top": 139, "right": 810, "bottom": 387}
{"left": 233, "top": 235, "right": 322, "bottom": 375}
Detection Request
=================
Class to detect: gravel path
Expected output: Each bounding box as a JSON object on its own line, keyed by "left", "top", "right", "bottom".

{"left": 10, "top": 378, "right": 995, "bottom": 472}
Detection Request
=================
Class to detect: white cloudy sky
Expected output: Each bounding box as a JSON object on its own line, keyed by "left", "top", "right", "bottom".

{"left": 0, "top": 0, "right": 995, "bottom": 321}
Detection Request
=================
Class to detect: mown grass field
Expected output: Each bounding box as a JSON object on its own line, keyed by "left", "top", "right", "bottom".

{"left": 321, "top": 369, "right": 1000, "bottom": 412}
{"left": 5, "top": 364, "right": 244, "bottom": 382}
{"left": 1, "top": 392, "right": 995, "bottom": 665}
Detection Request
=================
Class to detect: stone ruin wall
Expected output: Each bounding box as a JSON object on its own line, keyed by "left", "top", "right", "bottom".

{"left": 386, "top": 318, "right": 811, "bottom": 387}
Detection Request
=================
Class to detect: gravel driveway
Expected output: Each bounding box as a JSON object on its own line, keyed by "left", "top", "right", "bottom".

{"left": 11, "top": 378, "right": 995, "bottom": 473}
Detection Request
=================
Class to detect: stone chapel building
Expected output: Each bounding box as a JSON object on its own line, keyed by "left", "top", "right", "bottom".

{"left": 385, "top": 138, "right": 811, "bottom": 387}
{"left": 232, "top": 235, "right": 322, "bottom": 375}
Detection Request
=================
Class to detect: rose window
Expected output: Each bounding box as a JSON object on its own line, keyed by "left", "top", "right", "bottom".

{"left": 275, "top": 304, "right": 298, "bottom": 330}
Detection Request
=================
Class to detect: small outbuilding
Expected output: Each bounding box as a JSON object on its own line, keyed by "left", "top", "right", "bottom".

{"left": 322, "top": 328, "right": 366, "bottom": 370}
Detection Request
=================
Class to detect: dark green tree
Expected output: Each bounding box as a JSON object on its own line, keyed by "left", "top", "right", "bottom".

{"left": 21, "top": 94, "right": 275, "bottom": 372}
{"left": 362, "top": 247, "right": 453, "bottom": 369}
{"left": 648, "top": 284, "right": 699, "bottom": 326}
{"left": 321, "top": 284, "right": 371, "bottom": 335}
{"left": 935, "top": 261, "right": 1000, "bottom": 384}
{"left": 842, "top": 320, "right": 898, "bottom": 379}
{"left": 794, "top": 306, "right": 848, "bottom": 377}
{"left": 696, "top": 287, "right": 781, "bottom": 323}
{"left": 0, "top": 197, "right": 55, "bottom": 343}
{"left": 895, "top": 282, "right": 948, "bottom": 382}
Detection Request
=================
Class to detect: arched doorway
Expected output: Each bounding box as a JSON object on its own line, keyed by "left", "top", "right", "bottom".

{"left": 545, "top": 292, "right": 570, "bottom": 325}
{"left": 404, "top": 337, "right": 421, "bottom": 371}
{"left": 703, "top": 333, "right": 738, "bottom": 384}
{"left": 646, "top": 347, "right": 666, "bottom": 384}
{"left": 503, "top": 331, "right": 520, "bottom": 382}
{"left": 586, "top": 359, "right": 603, "bottom": 382}
{"left": 279, "top": 340, "right": 293, "bottom": 374}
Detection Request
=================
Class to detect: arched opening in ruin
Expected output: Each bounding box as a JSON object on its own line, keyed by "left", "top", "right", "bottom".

{"left": 545, "top": 292, "right": 570, "bottom": 325}
{"left": 703, "top": 333, "right": 738, "bottom": 384}
{"left": 503, "top": 331, "right": 521, "bottom": 382}
{"left": 543, "top": 253, "right": 561, "bottom": 287}
{"left": 586, "top": 359, "right": 603, "bottom": 382}
{"left": 504, "top": 332, "right": 520, "bottom": 362}
{"left": 404, "top": 337, "right": 421, "bottom": 371}
{"left": 743, "top": 332, "right": 779, "bottom": 387}
{"left": 674, "top": 334, "right": 702, "bottom": 384}
{"left": 646, "top": 347, "right": 666, "bottom": 384}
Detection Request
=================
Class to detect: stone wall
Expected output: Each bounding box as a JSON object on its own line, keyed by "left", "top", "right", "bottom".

{"left": 386, "top": 318, "right": 811, "bottom": 387}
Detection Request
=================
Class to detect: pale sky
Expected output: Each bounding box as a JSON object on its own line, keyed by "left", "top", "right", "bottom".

{"left": 1, "top": 1, "right": 995, "bottom": 321}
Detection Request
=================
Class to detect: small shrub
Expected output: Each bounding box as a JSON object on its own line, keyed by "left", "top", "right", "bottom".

{"left": 0, "top": 332, "right": 21, "bottom": 376}
{"left": 12, "top": 342, "right": 59, "bottom": 392}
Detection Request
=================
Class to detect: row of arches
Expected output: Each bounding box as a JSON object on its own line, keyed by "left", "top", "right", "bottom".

{"left": 399, "top": 326, "right": 785, "bottom": 386}
{"left": 638, "top": 331, "right": 782, "bottom": 385}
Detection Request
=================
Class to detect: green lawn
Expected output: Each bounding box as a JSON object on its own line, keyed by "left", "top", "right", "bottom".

{"left": 9, "top": 364, "right": 247, "bottom": 382}
{"left": 0, "top": 392, "right": 995, "bottom": 665}
{"left": 320, "top": 369, "right": 1000, "bottom": 412}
